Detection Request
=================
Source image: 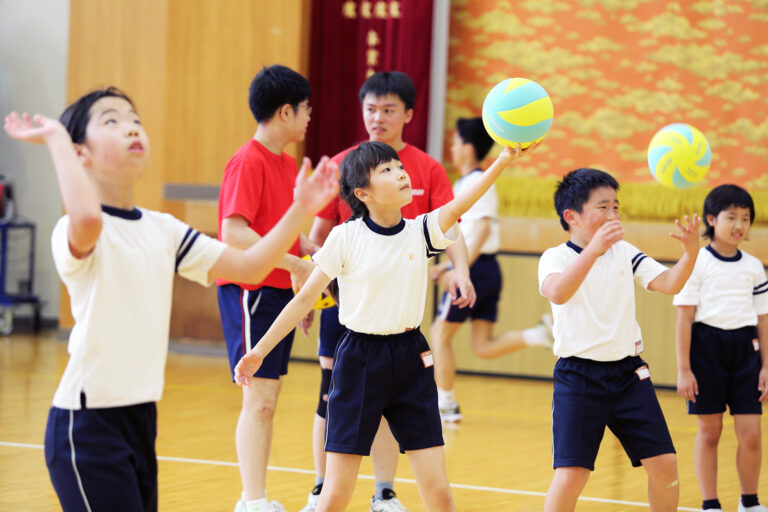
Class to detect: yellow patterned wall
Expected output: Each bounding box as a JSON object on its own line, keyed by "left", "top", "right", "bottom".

{"left": 446, "top": 0, "right": 768, "bottom": 223}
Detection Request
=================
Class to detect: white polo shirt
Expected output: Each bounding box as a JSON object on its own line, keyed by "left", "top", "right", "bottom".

{"left": 51, "top": 206, "right": 227, "bottom": 409}
{"left": 538, "top": 240, "right": 668, "bottom": 361}
{"left": 673, "top": 245, "right": 768, "bottom": 330}
{"left": 313, "top": 210, "right": 459, "bottom": 334}
{"left": 453, "top": 170, "right": 499, "bottom": 255}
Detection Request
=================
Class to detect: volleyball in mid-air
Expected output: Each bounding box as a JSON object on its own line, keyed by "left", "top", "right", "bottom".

{"left": 647, "top": 123, "right": 711, "bottom": 189}
{"left": 481, "top": 78, "right": 553, "bottom": 149}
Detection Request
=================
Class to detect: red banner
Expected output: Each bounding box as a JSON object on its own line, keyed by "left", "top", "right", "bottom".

{"left": 306, "top": 0, "right": 434, "bottom": 162}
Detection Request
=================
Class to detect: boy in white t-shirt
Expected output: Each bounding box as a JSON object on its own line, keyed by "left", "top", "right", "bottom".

{"left": 4, "top": 88, "right": 338, "bottom": 512}
{"left": 674, "top": 184, "right": 768, "bottom": 512}
{"left": 538, "top": 168, "right": 700, "bottom": 512}
{"left": 429, "top": 117, "right": 553, "bottom": 423}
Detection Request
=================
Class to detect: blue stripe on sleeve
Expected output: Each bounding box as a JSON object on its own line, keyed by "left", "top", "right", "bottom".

{"left": 176, "top": 230, "right": 201, "bottom": 272}
{"left": 632, "top": 254, "right": 647, "bottom": 274}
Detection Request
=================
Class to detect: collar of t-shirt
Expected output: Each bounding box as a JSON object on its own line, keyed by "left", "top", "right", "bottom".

{"left": 363, "top": 215, "right": 405, "bottom": 236}
{"left": 566, "top": 240, "right": 582, "bottom": 253}
{"left": 706, "top": 244, "right": 741, "bottom": 262}
{"left": 101, "top": 204, "right": 142, "bottom": 220}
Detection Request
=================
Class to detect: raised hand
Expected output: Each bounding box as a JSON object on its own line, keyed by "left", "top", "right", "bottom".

{"left": 295, "top": 156, "right": 340, "bottom": 216}
{"left": 669, "top": 213, "right": 700, "bottom": 256}
{"left": 4, "top": 112, "right": 68, "bottom": 145}
{"left": 233, "top": 351, "right": 265, "bottom": 386}
{"left": 586, "top": 219, "right": 625, "bottom": 257}
{"left": 496, "top": 141, "right": 540, "bottom": 167}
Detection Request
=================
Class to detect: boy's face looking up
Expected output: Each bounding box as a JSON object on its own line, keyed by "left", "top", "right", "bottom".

{"left": 708, "top": 206, "right": 752, "bottom": 248}
{"left": 567, "top": 186, "right": 620, "bottom": 243}
{"left": 362, "top": 93, "right": 413, "bottom": 147}
{"left": 80, "top": 96, "right": 149, "bottom": 184}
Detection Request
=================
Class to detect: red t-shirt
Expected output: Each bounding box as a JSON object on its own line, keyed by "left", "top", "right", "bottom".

{"left": 216, "top": 139, "right": 299, "bottom": 290}
{"left": 317, "top": 143, "right": 454, "bottom": 224}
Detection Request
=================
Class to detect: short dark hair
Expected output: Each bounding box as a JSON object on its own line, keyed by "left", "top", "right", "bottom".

{"left": 340, "top": 141, "right": 400, "bottom": 220}
{"left": 702, "top": 184, "right": 755, "bottom": 239}
{"left": 248, "top": 65, "right": 312, "bottom": 123}
{"left": 358, "top": 71, "right": 415, "bottom": 111}
{"left": 456, "top": 117, "right": 494, "bottom": 161}
{"left": 554, "top": 168, "right": 620, "bottom": 231}
{"left": 60, "top": 86, "right": 135, "bottom": 144}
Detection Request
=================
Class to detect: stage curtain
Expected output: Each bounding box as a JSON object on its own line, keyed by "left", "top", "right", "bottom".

{"left": 306, "top": 0, "right": 434, "bottom": 162}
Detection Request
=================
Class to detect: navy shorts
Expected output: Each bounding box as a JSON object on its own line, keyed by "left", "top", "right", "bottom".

{"left": 436, "top": 254, "right": 501, "bottom": 323}
{"left": 45, "top": 395, "right": 157, "bottom": 512}
{"left": 325, "top": 328, "right": 444, "bottom": 455}
{"left": 318, "top": 305, "right": 346, "bottom": 358}
{"left": 688, "top": 322, "right": 762, "bottom": 415}
{"left": 552, "top": 356, "right": 675, "bottom": 470}
{"left": 218, "top": 284, "right": 295, "bottom": 380}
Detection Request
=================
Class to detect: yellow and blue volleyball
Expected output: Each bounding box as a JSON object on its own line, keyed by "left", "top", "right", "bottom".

{"left": 647, "top": 123, "right": 711, "bottom": 189}
{"left": 481, "top": 78, "right": 553, "bottom": 148}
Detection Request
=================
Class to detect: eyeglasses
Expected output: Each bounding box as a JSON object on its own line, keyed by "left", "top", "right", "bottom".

{"left": 300, "top": 104, "right": 313, "bottom": 116}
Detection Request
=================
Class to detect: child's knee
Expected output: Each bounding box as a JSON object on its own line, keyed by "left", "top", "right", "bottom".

{"left": 552, "top": 467, "right": 590, "bottom": 494}
{"left": 645, "top": 453, "right": 678, "bottom": 482}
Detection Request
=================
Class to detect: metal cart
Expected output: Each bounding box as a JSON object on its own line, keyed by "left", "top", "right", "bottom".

{"left": 0, "top": 219, "right": 42, "bottom": 335}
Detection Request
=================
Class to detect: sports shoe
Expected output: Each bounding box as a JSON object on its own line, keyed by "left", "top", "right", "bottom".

{"left": 370, "top": 488, "right": 409, "bottom": 512}
{"left": 525, "top": 314, "right": 554, "bottom": 348}
{"left": 738, "top": 504, "right": 768, "bottom": 512}
{"left": 298, "top": 484, "right": 322, "bottom": 512}
{"left": 233, "top": 495, "right": 286, "bottom": 512}
{"left": 438, "top": 402, "right": 462, "bottom": 423}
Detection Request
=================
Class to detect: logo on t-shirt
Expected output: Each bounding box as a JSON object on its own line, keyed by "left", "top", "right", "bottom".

{"left": 412, "top": 189, "right": 425, "bottom": 196}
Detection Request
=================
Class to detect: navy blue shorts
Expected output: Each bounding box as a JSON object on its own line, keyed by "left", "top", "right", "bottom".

{"left": 436, "top": 254, "right": 501, "bottom": 323}
{"left": 688, "top": 322, "right": 762, "bottom": 415}
{"left": 45, "top": 395, "right": 157, "bottom": 512}
{"left": 318, "top": 305, "right": 346, "bottom": 358}
{"left": 552, "top": 356, "right": 675, "bottom": 470}
{"left": 218, "top": 284, "right": 295, "bottom": 380}
{"left": 325, "top": 328, "right": 444, "bottom": 455}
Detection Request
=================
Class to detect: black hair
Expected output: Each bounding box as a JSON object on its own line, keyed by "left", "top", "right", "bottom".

{"left": 59, "top": 86, "right": 135, "bottom": 144}
{"left": 358, "top": 71, "right": 415, "bottom": 111}
{"left": 554, "top": 168, "right": 620, "bottom": 231}
{"left": 339, "top": 141, "right": 400, "bottom": 220}
{"left": 702, "top": 184, "right": 755, "bottom": 239}
{"left": 456, "top": 117, "right": 494, "bottom": 161}
{"left": 248, "top": 65, "right": 312, "bottom": 123}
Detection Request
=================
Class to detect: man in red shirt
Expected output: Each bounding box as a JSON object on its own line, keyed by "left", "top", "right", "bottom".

{"left": 301, "top": 71, "right": 475, "bottom": 512}
{"left": 218, "top": 65, "right": 320, "bottom": 512}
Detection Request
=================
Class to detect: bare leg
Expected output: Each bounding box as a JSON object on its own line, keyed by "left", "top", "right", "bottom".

{"left": 543, "top": 467, "right": 590, "bottom": 512}
{"left": 406, "top": 446, "right": 456, "bottom": 512}
{"left": 237, "top": 377, "right": 282, "bottom": 500}
{"left": 371, "top": 418, "right": 400, "bottom": 486}
{"left": 642, "top": 453, "right": 679, "bottom": 512}
{"left": 733, "top": 414, "right": 762, "bottom": 494}
{"left": 470, "top": 320, "right": 527, "bottom": 359}
{"left": 316, "top": 453, "right": 363, "bottom": 512}
{"left": 429, "top": 319, "right": 463, "bottom": 391}
{"left": 694, "top": 414, "right": 723, "bottom": 500}
{"left": 312, "top": 355, "right": 335, "bottom": 482}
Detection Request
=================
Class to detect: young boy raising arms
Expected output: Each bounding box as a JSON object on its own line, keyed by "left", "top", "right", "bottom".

{"left": 538, "top": 168, "right": 700, "bottom": 512}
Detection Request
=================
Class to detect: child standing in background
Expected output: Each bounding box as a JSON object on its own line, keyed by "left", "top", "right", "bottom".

{"left": 674, "top": 184, "right": 768, "bottom": 512}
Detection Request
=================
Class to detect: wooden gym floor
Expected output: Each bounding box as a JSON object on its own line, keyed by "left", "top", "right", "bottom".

{"left": 1, "top": 331, "right": 765, "bottom": 511}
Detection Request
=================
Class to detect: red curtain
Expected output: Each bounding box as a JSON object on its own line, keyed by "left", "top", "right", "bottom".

{"left": 306, "top": 0, "right": 434, "bottom": 162}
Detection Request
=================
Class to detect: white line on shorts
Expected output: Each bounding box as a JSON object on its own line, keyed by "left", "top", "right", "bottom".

{"left": 0, "top": 441, "right": 698, "bottom": 510}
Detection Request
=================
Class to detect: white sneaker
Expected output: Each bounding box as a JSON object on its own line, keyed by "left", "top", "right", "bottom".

{"left": 438, "top": 402, "right": 462, "bottom": 423}
{"left": 738, "top": 504, "right": 768, "bottom": 512}
{"left": 298, "top": 485, "right": 322, "bottom": 512}
{"left": 370, "top": 489, "right": 409, "bottom": 512}
{"left": 526, "top": 314, "right": 554, "bottom": 348}
{"left": 234, "top": 495, "right": 286, "bottom": 512}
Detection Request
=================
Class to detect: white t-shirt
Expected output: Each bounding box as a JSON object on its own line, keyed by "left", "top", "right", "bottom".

{"left": 51, "top": 206, "right": 227, "bottom": 409}
{"left": 538, "top": 240, "right": 668, "bottom": 361}
{"left": 453, "top": 170, "right": 499, "bottom": 255}
{"left": 313, "top": 210, "right": 459, "bottom": 334}
{"left": 673, "top": 245, "right": 768, "bottom": 329}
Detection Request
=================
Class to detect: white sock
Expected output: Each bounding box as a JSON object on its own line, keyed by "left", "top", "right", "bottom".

{"left": 437, "top": 388, "right": 456, "bottom": 406}
{"left": 522, "top": 325, "right": 549, "bottom": 346}
{"left": 246, "top": 497, "right": 270, "bottom": 512}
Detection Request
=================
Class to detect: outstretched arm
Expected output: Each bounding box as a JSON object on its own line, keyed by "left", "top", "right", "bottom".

{"left": 437, "top": 143, "right": 536, "bottom": 232}
{"left": 234, "top": 265, "right": 332, "bottom": 385}
{"left": 647, "top": 214, "right": 700, "bottom": 294}
{"left": 5, "top": 112, "right": 102, "bottom": 257}
{"left": 210, "top": 157, "right": 339, "bottom": 284}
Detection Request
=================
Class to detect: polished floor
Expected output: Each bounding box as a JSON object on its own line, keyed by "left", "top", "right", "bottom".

{"left": 1, "top": 332, "right": 764, "bottom": 511}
